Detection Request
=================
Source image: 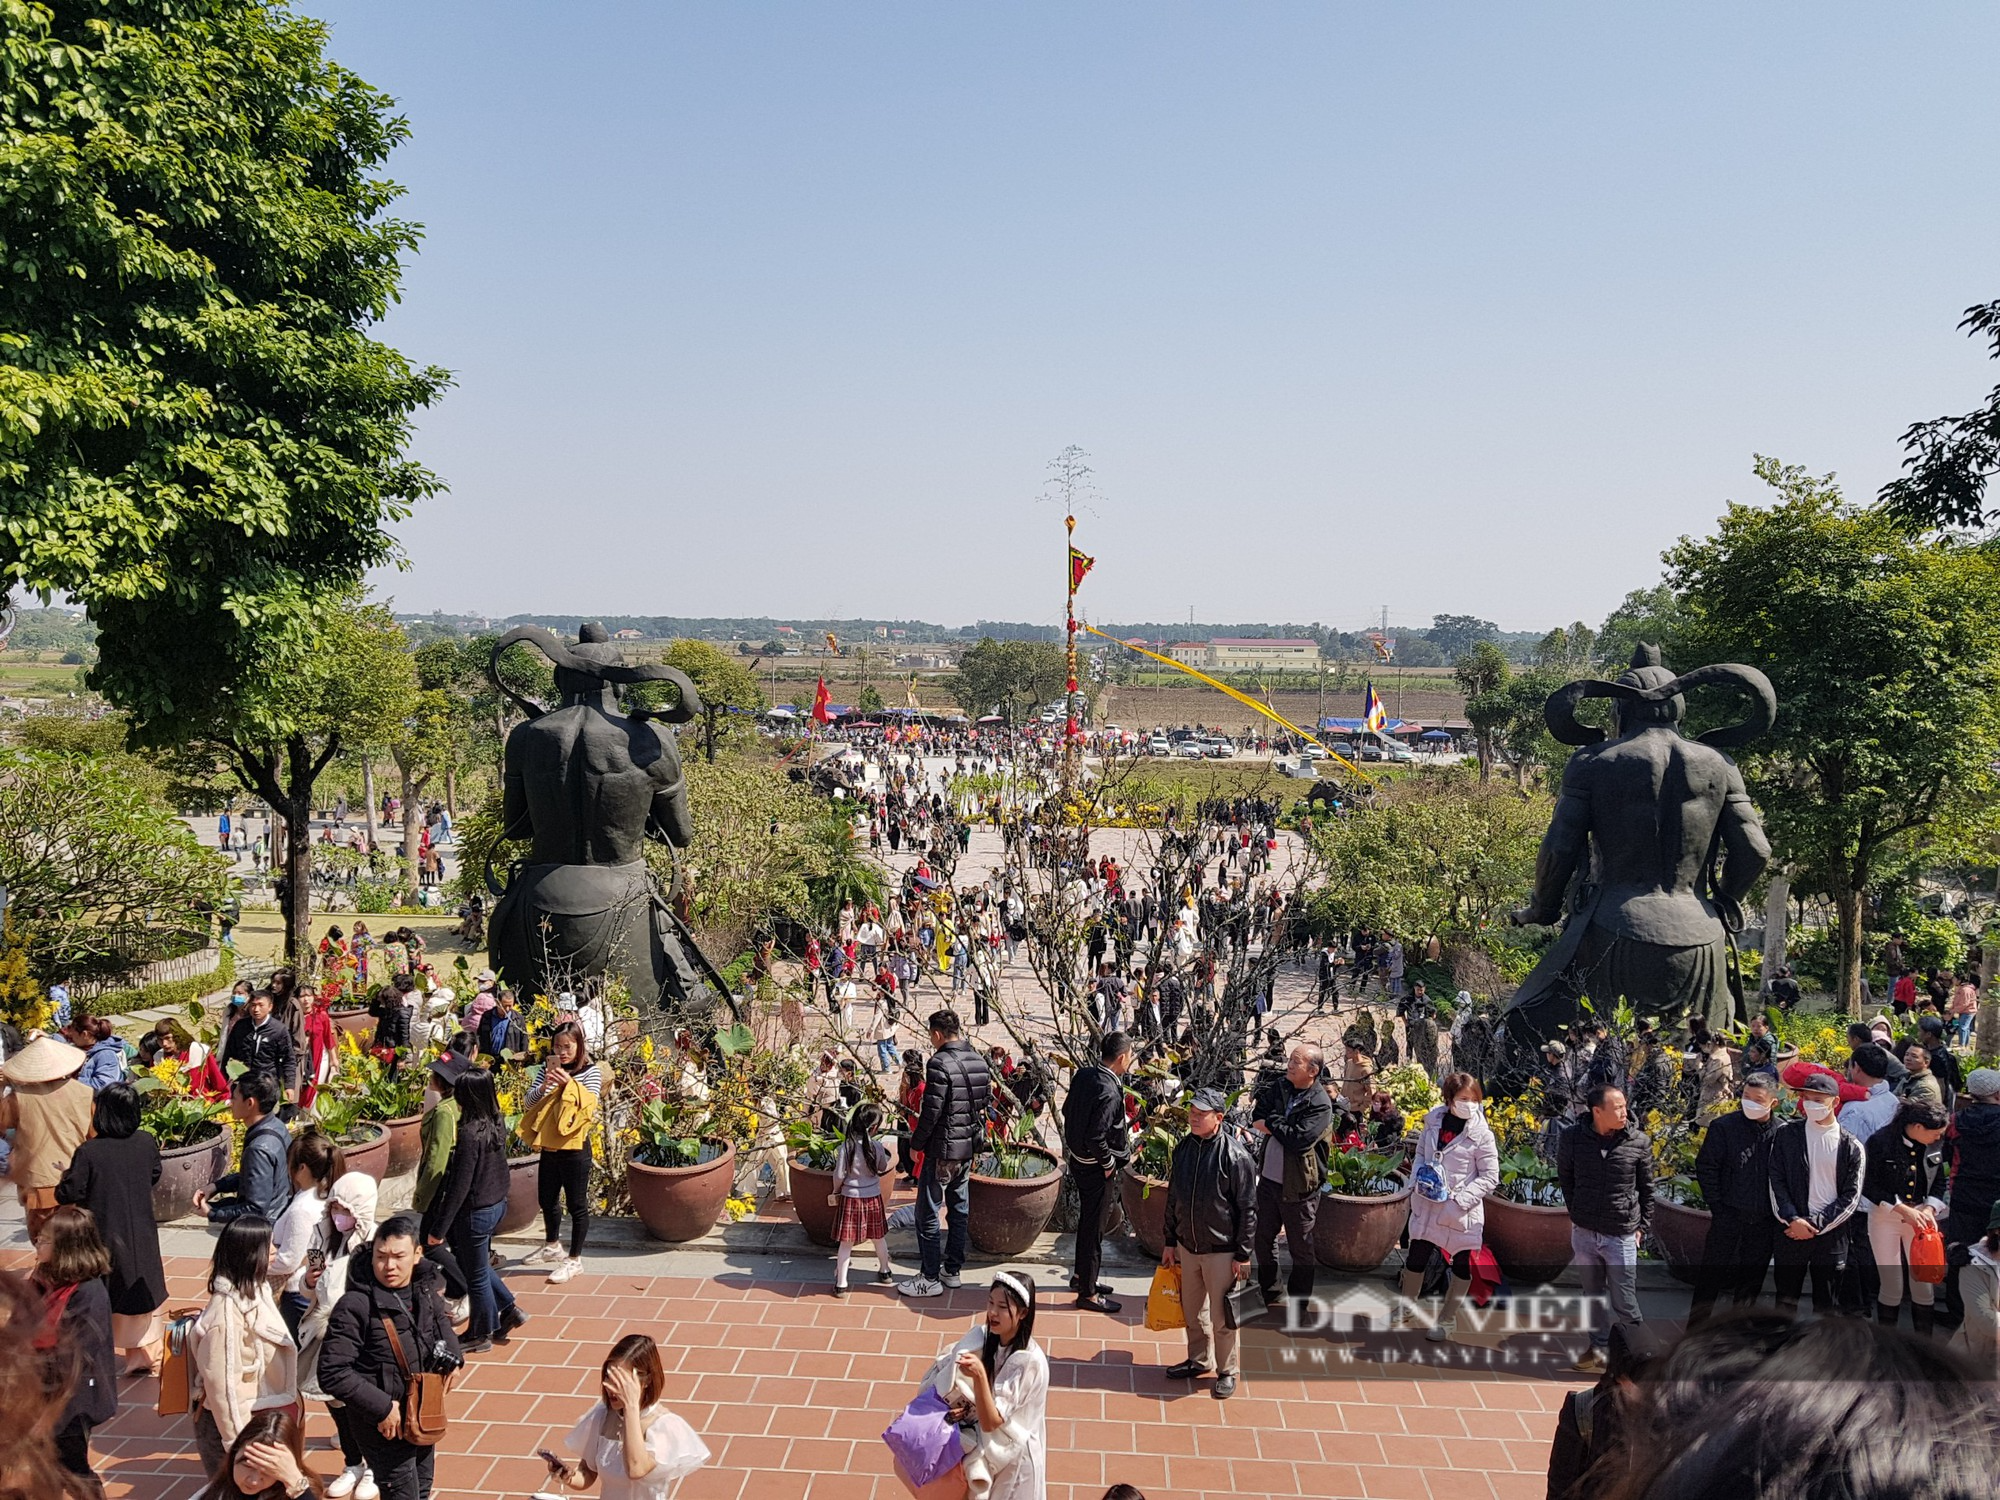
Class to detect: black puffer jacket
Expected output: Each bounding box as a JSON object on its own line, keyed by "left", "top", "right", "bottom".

{"left": 1062, "top": 1063, "right": 1129, "bottom": 1165}
{"left": 1693, "top": 1108, "right": 1776, "bottom": 1217}
{"left": 1161, "top": 1128, "right": 1257, "bottom": 1259}
{"left": 911, "top": 1040, "right": 992, "bottom": 1165}
{"left": 1557, "top": 1120, "right": 1653, "bottom": 1236}
{"left": 1946, "top": 1102, "right": 2000, "bottom": 1249}
{"left": 317, "top": 1246, "right": 462, "bottom": 1426}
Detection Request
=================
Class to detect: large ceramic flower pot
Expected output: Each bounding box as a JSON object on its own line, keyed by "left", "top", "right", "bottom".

{"left": 1650, "top": 1194, "right": 1710, "bottom": 1286}
{"left": 627, "top": 1141, "right": 736, "bottom": 1243}
{"left": 1482, "top": 1193, "right": 1574, "bottom": 1288}
{"left": 1120, "top": 1172, "right": 1170, "bottom": 1260}
{"left": 1312, "top": 1179, "right": 1414, "bottom": 1274}
{"left": 153, "top": 1124, "right": 230, "bottom": 1223}
{"left": 968, "top": 1152, "right": 1061, "bottom": 1257}
{"left": 338, "top": 1122, "right": 392, "bottom": 1183}
{"left": 330, "top": 1008, "right": 374, "bottom": 1041}
{"left": 383, "top": 1113, "right": 424, "bottom": 1177}
{"left": 790, "top": 1160, "right": 839, "bottom": 1247}
{"left": 498, "top": 1153, "right": 542, "bottom": 1236}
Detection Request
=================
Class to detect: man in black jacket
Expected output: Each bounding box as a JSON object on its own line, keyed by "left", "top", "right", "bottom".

{"left": 1250, "top": 1043, "right": 1333, "bottom": 1306}
{"left": 900, "top": 1009, "right": 992, "bottom": 1299}
{"left": 1687, "top": 1072, "right": 1779, "bottom": 1325}
{"left": 1557, "top": 1085, "right": 1652, "bottom": 1375}
{"left": 1767, "top": 1071, "right": 1865, "bottom": 1318}
{"left": 219, "top": 990, "right": 294, "bottom": 1097}
{"left": 1162, "top": 1087, "right": 1257, "bottom": 1398}
{"left": 318, "top": 1217, "right": 464, "bottom": 1500}
{"left": 1064, "top": 1030, "right": 1135, "bottom": 1315}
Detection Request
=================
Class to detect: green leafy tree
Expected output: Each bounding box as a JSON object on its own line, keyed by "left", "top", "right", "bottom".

{"left": 1428, "top": 614, "right": 1498, "bottom": 659}
{"left": 856, "top": 684, "right": 885, "bottom": 714}
{"left": 0, "top": 747, "right": 229, "bottom": 979}
{"left": 1454, "top": 642, "right": 1511, "bottom": 781}
{"left": 949, "top": 638, "right": 1067, "bottom": 726}
{"left": 1307, "top": 766, "right": 1546, "bottom": 950}
{"left": 1596, "top": 585, "right": 1684, "bottom": 670}
{"left": 0, "top": 1, "right": 447, "bottom": 659}
{"left": 1878, "top": 298, "right": 2000, "bottom": 530}
{"left": 656, "top": 639, "right": 764, "bottom": 763}
{"left": 1667, "top": 457, "right": 2000, "bottom": 1013}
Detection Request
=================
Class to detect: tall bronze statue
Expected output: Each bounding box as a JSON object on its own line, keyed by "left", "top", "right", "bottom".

{"left": 485, "top": 624, "right": 726, "bottom": 1016}
{"left": 1501, "top": 646, "right": 1775, "bottom": 1055}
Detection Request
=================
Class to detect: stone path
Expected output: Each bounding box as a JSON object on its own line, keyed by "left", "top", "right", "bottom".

{"left": 10, "top": 1246, "right": 1581, "bottom": 1500}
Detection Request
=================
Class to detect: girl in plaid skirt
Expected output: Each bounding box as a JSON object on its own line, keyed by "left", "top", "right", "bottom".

{"left": 831, "top": 1103, "right": 895, "bottom": 1297}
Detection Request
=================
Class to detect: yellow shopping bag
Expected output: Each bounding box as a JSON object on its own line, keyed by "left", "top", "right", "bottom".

{"left": 1144, "top": 1261, "right": 1185, "bottom": 1331}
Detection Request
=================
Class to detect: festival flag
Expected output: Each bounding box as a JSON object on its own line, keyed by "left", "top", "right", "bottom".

{"left": 1363, "top": 682, "right": 1387, "bottom": 735}
{"left": 811, "top": 676, "right": 831, "bottom": 725}
{"left": 1365, "top": 631, "right": 1396, "bottom": 663}
{"left": 1068, "top": 546, "right": 1094, "bottom": 591}
{"left": 824, "top": 631, "right": 840, "bottom": 657}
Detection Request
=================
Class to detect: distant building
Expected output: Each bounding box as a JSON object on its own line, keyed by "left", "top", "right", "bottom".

{"left": 612, "top": 628, "right": 644, "bottom": 640}
{"left": 1166, "top": 638, "right": 1319, "bottom": 671}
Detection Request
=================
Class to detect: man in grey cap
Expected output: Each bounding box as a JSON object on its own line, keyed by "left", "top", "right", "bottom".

{"left": 1767, "top": 1070, "right": 1865, "bottom": 1317}
{"left": 1161, "top": 1087, "right": 1257, "bottom": 1399}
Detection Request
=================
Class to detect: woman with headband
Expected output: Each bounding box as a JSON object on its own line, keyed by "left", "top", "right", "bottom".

{"left": 914, "top": 1272, "right": 1048, "bottom": 1500}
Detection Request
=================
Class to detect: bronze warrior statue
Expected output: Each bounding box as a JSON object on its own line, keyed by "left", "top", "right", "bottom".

{"left": 1501, "top": 645, "right": 1775, "bottom": 1055}
{"left": 485, "top": 624, "right": 725, "bottom": 1017}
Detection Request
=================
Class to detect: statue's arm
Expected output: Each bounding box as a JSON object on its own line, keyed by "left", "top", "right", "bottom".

{"left": 1514, "top": 763, "right": 1591, "bottom": 926}
{"left": 1714, "top": 763, "right": 1771, "bottom": 905}
{"left": 499, "top": 733, "right": 533, "bottom": 841}
{"left": 645, "top": 729, "right": 695, "bottom": 849}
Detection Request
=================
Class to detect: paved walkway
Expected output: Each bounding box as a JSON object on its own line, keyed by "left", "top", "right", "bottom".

{"left": 12, "top": 1247, "right": 1576, "bottom": 1500}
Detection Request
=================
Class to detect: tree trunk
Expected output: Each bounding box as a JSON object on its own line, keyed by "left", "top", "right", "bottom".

{"left": 445, "top": 766, "right": 457, "bottom": 820}
{"left": 1980, "top": 947, "right": 2000, "bottom": 1057}
{"left": 1835, "top": 880, "right": 1865, "bottom": 1018}
{"left": 400, "top": 765, "right": 423, "bottom": 905}
{"left": 1475, "top": 734, "right": 1493, "bottom": 782}
{"left": 1761, "top": 872, "right": 1790, "bottom": 993}
{"left": 233, "top": 733, "right": 336, "bottom": 966}
{"left": 361, "top": 757, "right": 379, "bottom": 849}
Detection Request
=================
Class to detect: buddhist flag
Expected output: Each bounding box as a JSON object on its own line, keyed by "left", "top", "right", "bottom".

{"left": 811, "top": 676, "right": 831, "bottom": 725}
{"left": 1363, "top": 683, "right": 1387, "bottom": 734}
{"left": 1069, "top": 546, "right": 1094, "bottom": 591}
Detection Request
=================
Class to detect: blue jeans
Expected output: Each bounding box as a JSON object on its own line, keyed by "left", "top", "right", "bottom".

{"left": 453, "top": 1198, "right": 517, "bottom": 1339}
{"left": 1571, "top": 1225, "right": 1641, "bottom": 1349}
{"left": 1954, "top": 1014, "right": 1975, "bottom": 1047}
{"left": 876, "top": 1039, "right": 899, "bottom": 1072}
{"left": 917, "top": 1159, "right": 971, "bottom": 1281}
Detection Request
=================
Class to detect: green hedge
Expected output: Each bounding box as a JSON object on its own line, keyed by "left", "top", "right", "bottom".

{"left": 98, "top": 948, "right": 236, "bottom": 1025}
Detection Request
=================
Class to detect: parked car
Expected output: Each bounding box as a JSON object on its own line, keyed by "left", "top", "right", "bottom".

{"left": 1146, "top": 737, "right": 1172, "bottom": 756}
{"left": 1175, "top": 740, "right": 1208, "bottom": 759}
{"left": 1300, "top": 743, "right": 1327, "bottom": 761}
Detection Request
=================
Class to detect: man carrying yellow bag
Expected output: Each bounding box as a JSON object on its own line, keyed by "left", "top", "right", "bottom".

{"left": 1159, "top": 1088, "right": 1257, "bottom": 1399}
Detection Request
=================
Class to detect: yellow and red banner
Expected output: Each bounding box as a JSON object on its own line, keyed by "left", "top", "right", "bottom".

{"left": 1069, "top": 547, "right": 1094, "bottom": 592}
{"left": 1363, "top": 683, "right": 1387, "bottom": 734}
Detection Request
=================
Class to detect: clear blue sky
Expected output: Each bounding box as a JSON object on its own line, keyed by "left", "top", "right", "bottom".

{"left": 334, "top": 2, "right": 2000, "bottom": 633}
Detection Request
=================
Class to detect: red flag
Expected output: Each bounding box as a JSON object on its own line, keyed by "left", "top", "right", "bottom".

{"left": 1068, "top": 546, "right": 1094, "bottom": 592}
{"left": 811, "top": 677, "right": 831, "bottom": 725}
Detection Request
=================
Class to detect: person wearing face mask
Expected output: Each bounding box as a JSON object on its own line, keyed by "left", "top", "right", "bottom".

{"left": 299, "top": 1173, "right": 381, "bottom": 1500}
{"left": 1767, "top": 1072, "right": 1865, "bottom": 1318}
{"left": 1687, "top": 1072, "right": 1780, "bottom": 1325}
{"left": 1398, "top": 1073, "right": 1500, "bottom": 1344}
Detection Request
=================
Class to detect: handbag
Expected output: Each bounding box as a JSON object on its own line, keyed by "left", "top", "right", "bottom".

{"left": 1910, "top": 1224, "right": 1949, "bottom": 1285}
{"left": 882, "top": 1389, "right": 964, "bottom": 1488}
{"left": 1143, "top": 1262, "right": 1185, "bottom": 1331}
{"left": 381, "top": 1317, "right": 448, "bottom": 1446}
{"left": 1222, "top": 1280, "right": 1270, "bottom": 1331}
{"left": 156, "top": 1308, "right": 202, "bottom": 1417}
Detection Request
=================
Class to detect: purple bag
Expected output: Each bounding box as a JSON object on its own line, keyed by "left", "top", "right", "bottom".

{"left": 882, "top": 1388, "right": 962, "bottom": 1486}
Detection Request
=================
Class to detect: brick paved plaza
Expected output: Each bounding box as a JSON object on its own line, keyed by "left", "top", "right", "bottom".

{"left": 14, "top": 1246, "right": 1580, "bottom": 1500}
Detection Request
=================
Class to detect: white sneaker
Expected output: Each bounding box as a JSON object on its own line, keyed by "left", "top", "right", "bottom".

{"left": 327, "top": 1467, "right": 362, "bottom": 1499}
{"left": 448, "top": 1297, "right": 470, "bottom": 1325}
{"left": 523, "top": 1242, "right": 564, "bottom": 1266}
{"left": 354, "top": 1471, "right": 380, "bottom": 1500}
{"left": 548, "top": 1256, "right": 582, "bottom": 1284}
{"left": 898, "top": 1276, "right": 945, "bottom": 1298}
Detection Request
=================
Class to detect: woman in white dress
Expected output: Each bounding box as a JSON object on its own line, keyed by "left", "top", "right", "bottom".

{"left": 542, "top": 1334, "right": 711, "bottom": 1500}
{"left": 919, "top": 1273, "right": 1048, "bottom": 1500}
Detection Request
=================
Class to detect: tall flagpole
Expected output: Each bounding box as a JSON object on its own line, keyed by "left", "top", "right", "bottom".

{"left": 1064, "top": 510, "right": 1080, "bottom": 795}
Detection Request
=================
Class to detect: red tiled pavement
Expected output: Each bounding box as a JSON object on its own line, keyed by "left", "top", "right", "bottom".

{"left": 24, "top": 1253, "right": 1581, "bottom": 1500}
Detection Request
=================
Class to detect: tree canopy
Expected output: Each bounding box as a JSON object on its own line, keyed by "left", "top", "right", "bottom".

{"left": 0, "top": 745, "right": 229, "bottom": 980}
{"left": 1426, "top": 614, "right": 1497, "bottom": 660}
{"left": 949, "top": 637, "right": 1066, "bottom": 725}
{"left": 657, "top": 639, "right": 764, "bottom": 763}
{"left": 1668, "top": 457, "right": 2000, "bottom": 1012}
{"left": 1878, "top": 297, "right": 2000, "bottom": 531}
